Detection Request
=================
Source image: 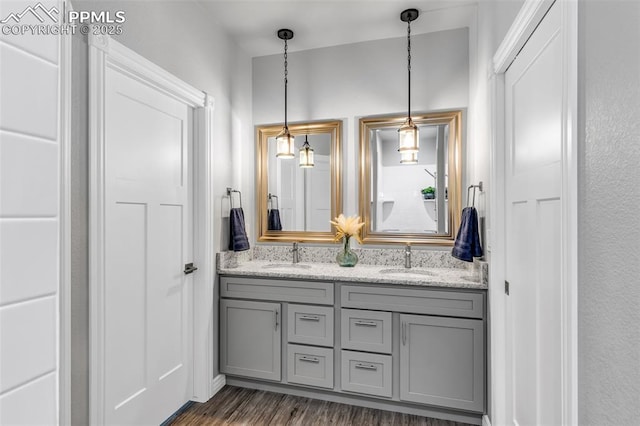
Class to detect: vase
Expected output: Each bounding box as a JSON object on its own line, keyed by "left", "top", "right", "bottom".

{"left": 336, "top": 236, "right": 358, "bottom": 267}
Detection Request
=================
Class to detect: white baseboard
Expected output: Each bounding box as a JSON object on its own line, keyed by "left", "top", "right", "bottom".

{"left": 482, "top": 414, "right": 492, "bottom": 426}
{"left": 211, "top": 374, "right": 226, "bottom": 395}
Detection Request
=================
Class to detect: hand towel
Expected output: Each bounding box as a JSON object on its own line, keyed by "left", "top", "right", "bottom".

{"left": 451, "top": 206, "right": 483, "bottom": 262}
{"left": 268, "top": 209, "right": 283, "bottom": 231}
{"left": 229, "top": 207, "right": 250, "bottom": 252}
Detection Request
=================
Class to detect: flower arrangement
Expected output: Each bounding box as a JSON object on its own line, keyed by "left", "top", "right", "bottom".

{"left": 330, "top": 214, "right": 364, "bottom": 267}
{"left": 330, "top": 214, "right": 364, "bottom": 243}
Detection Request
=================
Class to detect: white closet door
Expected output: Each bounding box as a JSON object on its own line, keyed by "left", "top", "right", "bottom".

{"left": 504, "top": 1, "right": 563, "bottom": 425}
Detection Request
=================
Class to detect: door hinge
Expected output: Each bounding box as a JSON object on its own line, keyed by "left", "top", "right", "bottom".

{"left": 505, "top": 280, "right": 510, "bottom": 295}
{"left": 184, "top": 263, "right": 198, "bottom": 275}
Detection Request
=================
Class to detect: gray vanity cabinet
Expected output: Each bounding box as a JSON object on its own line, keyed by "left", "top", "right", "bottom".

{"left": 399, "top": 314, "right": 484, "bottom": 412}
{"left": 220, "top": 299, "right": 281, "bottom": 381}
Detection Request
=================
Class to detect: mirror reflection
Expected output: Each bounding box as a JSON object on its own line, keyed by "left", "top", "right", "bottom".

{"left": 256, "top": 120, "right": 342, "bottom": 243}
{"left": 359, "top": 111, "right": 462, "bottom": 245}
{"left": 267, "top": 133, "right": 332, "bottom": 232}
{"left": 369, "top": 124, "right": 449, "bottom": 234}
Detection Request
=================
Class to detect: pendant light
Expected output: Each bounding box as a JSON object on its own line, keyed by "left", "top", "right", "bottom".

{"left": 299, "top": 134, "right": 315, "bottom": 168}
{"left": 276, "top": 29, "right": 295, "bottom": 158}
{"left": 400, "top": 151, "right": 418, "bottom": 164}
{"left": 398, "top": 9, "right": 420, "bottom": 157}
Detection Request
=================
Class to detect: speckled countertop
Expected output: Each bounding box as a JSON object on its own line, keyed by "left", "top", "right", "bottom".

{"left": 218, "top": 259, "right": 487, "bottom": 290}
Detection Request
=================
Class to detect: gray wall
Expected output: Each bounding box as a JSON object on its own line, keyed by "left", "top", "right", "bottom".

{"left": 70, "top": 1, "right": 252, "bottom": 424}
{"left": 252, "top": 29, "right": 469, "bottom": 237}
{"left": 578, "top": 1, "right": 640, "bottom": 424}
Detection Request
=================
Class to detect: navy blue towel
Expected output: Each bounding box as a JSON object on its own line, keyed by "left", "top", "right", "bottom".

{"left": 229, "top": 207, "right": 250, "bottom": 252}
{"left": 268, "top": 209, "right": 283, "bottom": 231}
{"left": 451, "top": 207, "right": 483, "bottom": 262}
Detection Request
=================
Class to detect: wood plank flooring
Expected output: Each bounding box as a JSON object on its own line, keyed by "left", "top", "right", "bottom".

{"left": 169, "top": 386, "right": 474, "bottom": 426}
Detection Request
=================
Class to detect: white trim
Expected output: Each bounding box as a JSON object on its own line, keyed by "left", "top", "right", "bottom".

{"left": 482, "top": 414, "right": 492, "bottom": 426}
{"left": 192, "top": 94, "right": 216, "bottom": 403}
{"left": 210, "top": 374, "right": 226, "bottom": 397}
{"left": 58, "top": 1, "right": 72, "bottom": 424}
{"left": 489, "top": 0, "right": 578, "bottom": 424}
{"left": 89, "top": 35, "right": 212, "bottom": 424}
{"left": 559, "top": 1, "right": 579, "bottom": 424}
{"left": 493, "top": 0, "right": 555, "bottom": 73}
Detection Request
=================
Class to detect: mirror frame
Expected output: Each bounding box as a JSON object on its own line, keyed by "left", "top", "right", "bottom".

{"left": 358, "top": 111, "right": 463, "bottom": 245}
{"left": 256, "top": 120, "right": 343, "bottom": 242}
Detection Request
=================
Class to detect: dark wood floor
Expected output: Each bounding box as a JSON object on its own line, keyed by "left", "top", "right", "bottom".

{"left": 169, "top": 386, "right": 473, "bottom": 426}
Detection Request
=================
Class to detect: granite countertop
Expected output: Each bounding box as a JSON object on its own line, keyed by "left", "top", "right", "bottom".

{"left": 218, "top": 260, "right": 487, "bottom": 290}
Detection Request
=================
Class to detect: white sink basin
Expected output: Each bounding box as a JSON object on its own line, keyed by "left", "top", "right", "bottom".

{"left": 379, "top": 268, "right": 434, "bottom": 277}
{"left": 262, "top": 263, "right": 312, "bottom": 270}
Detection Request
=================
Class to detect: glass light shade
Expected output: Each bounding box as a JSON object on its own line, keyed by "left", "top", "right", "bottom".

{"left": 299, "top": 143, "right": 314, "bottom": 168}
{"left": 398, "top": 117, "right": 419, "bottom": 153}
{"left": 275, "top": 127, "right": 295, "bottom": 158}
{"left": 400, "top": 151, "right": 418, "bottom": 164}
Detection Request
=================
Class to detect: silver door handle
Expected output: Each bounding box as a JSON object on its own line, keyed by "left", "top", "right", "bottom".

{"left": 299, "top": 356, "right": 320, "bottom": 363}
{"left": 275, "top": 309, "right": 279, "bottom": 331}
{"left": 299, "top": 315, "right": 320, "bottom": 321}
{"left": 183, "top": 263, "right": 198, "bottom": 274}
{"left": 354, "top": 320, "right": 377, "bottom": 327}
{"left": 354, "top": 363, "right": 378, "bottom": 371}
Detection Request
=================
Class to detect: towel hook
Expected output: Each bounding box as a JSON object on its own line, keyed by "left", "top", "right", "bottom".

{"left": 226, "top": 187, "right": 242, "bottom": 209}
{"left": 268, "top": 193, "right": 279, "bottom": 210}
{"left": 466, "top": 181, "right": 483, "bottom": 208}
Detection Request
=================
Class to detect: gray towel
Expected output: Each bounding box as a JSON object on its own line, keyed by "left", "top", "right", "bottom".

{"left": 268, "top": 209, "right": 283, "bottom": 231}
{"left": 229, "top": 208, "right": 250, "bottom": 252}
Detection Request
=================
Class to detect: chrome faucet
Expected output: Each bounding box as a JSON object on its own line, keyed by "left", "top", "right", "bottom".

{"left": 404, "top": 244, "right": 411, "bottom": 268}
{"left": 292, "top": 242, "right": 300, "bottom": 264}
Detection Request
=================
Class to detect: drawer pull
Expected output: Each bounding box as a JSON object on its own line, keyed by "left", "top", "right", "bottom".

{"left": 354, "top": 362, "right": 378, "bottom": 371}
{"left": 299, "top": 356, "right": 320, "bottom": 363}
{"left": 299, "top": 315, "right": 321, "bottom": 321}
{"left": 354, "top": 320, "right": 377, "bottom": 327}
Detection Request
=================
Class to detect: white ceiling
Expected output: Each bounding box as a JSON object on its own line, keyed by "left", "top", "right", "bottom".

{"left": 198, "top": 0, "right": 477, "bottom": 57}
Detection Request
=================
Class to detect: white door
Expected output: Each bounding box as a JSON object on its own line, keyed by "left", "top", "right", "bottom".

{"left": 504, "top": 1, "right": 562, "bottom": 424}
{"left": 305, "top": 155, "right": 331, "bottom": 231}
{"left": 103, "top": 64, "right": 193, "bottom": 425}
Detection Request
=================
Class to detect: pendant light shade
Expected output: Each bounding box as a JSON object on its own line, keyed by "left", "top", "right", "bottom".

{"left": 276, "top": 28, "right": 295, "bottom": 158}
{"left": 399, "top": 151, "right": 418, "bottom": 164}
{"left": 299, "top": 135, "right": 315, "bottom": 168}
{"left": 398, "top": 9, "right": 420, "bottom": 158}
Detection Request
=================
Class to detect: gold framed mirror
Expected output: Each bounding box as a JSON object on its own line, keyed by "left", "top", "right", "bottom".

{"left": 256, "top": 120, "right": 342, "bottom": 242}
{"left": 359, "top": 111, "right": 462, "bottom": 245}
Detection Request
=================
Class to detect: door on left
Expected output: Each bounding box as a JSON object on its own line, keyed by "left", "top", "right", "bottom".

{"left": 102, "top": 62, "right": 194, "bottom": 425}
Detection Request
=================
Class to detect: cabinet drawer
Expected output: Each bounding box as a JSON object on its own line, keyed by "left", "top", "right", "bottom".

{"left": 221, "top": 276, "right": 333, "bottom": 304}
{"left": 287, "top": 344, "right": 334, "bottom": 389}
{"left": 341, "top": 309, "right": 392, "bottom": 354}
{"left": 341, "top": 350, "right": 392, "bottom": 398}
{"left": 341, "top": 285, "right": 484, "bottom": 319}
{"left": 288, "top": 305, "right": 334, "bottom": 347}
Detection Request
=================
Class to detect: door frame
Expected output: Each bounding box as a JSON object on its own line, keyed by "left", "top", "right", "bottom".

{"left": 88, "top": 34, "right": 216, "bottom": 424}
{"left": 488, "top": 0, "right": 578, "bottom": 425}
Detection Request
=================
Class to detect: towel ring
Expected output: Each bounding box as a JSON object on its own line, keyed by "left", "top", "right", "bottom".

{"left": 226, "top": 187, "right": 242, "bottom": 209}
{"left": 268, "top": 193, "right": 279, "bottom": 210}
{"left": 466, "top": 181, "right": 483, "bottom": 207}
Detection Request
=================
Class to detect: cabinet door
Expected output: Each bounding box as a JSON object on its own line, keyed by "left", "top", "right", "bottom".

{"left": 400, "top": 314, "right": 484, "bottom": 412}
{"left": 220, "top": 299, "right": 281, "bottom": 381}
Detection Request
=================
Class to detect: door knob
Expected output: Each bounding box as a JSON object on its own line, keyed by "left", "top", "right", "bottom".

{"left": 184, "top": 263, "right": 198, "bottom": 274}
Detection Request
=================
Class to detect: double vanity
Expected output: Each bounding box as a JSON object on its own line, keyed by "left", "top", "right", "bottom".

{"left": 218, "top": 253, "right": 487, "bottom": 425}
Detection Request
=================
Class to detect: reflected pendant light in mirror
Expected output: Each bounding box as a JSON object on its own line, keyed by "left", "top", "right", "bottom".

{"left": 276, "top": 29, "right": 295, "bottom": 158}
{"left": 299, "top": 135, "right": 315, "bottom": 168}
{"left": 399, "top": 151, "right": 418, "bottom": 164}
{"left": 398, "top": 9, "right": 420, "bottom": 158}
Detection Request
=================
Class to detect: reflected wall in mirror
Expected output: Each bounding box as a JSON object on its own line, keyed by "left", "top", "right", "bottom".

{"left": 257, "top": 120, "right": 342, "bottom": 242}
{"left": 359, "top": 111, "right": 462, "bottom": 245}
